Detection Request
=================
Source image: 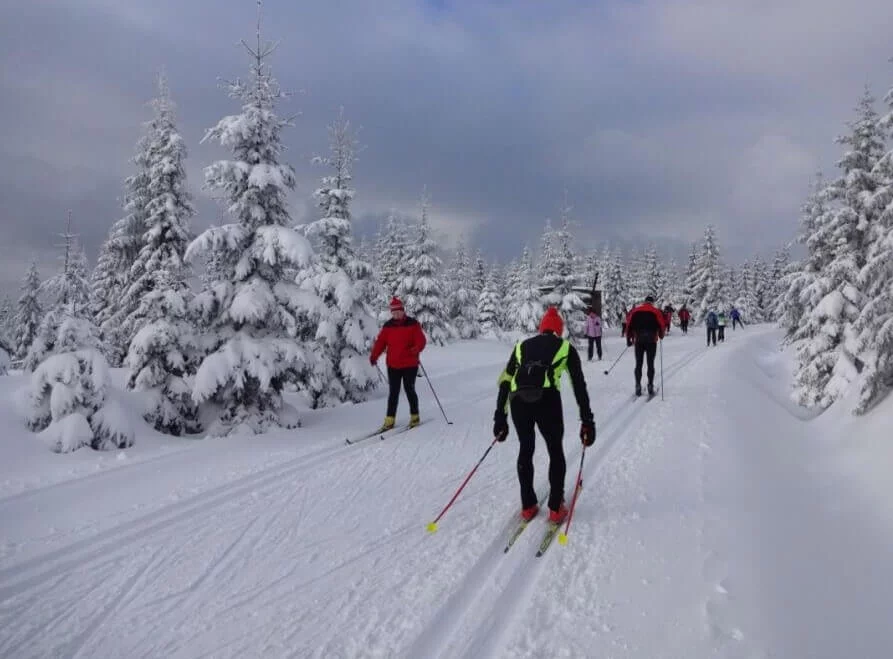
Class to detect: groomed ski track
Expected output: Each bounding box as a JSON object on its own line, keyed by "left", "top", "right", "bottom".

{"left": 404, "top": 345, "right": 707, "bottom": 659}
{"left": 0, "top": 340, "right": 706, "bottom": 658}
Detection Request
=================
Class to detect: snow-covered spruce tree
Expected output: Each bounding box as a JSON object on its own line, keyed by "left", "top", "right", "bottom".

{"left": 398, "top": 192, "right": 451, "bottom": 345}
{"left": 447, "top": 239, "right": 479, "bottom": 339}
{"left": 643, "top": 245, "right": 666, "bottom": 302}
{"left": 794, "top": 88, "right": 884, "bottom": 408}
{"left": 779, "top": 173, "right": 831, "bottom": 342}
{"left": 122, "top": 75, "right": 201, "bottom": 435}
{"left": 768, "top": 246, "right": 791, "bottom": 321}
{"left": 477, "top": 264, "right": 501, "bottom": 337}
{"left": 21, "top": 223, "right": 132, "bottom": 453}
{"left": 537, "top": 219, "right": 555, "bottom": 288}
{"left": 13, "top": 261, "right": 43, "bottom": 361}
{"left": 186, "top": 24, "right": 318, "bottom": 436}
{"left": 511, "top": 246, "right": 543, "bottom": 333}
{"left": 681, "top": 241, "right": 698, "bottom": 311}
{"left": 852, "top": 82, "right": 893, "bottom": 413}
{"left": 499, "top": 258, "right": 519, "bottom": 331}
{"left": 376, "top": 212, "right": 405, "bottom": 303}
{"left": 541, "top": 209, "right": 586, "bottom": 336}
{"left": 691, "top": 225, "right": 723, "bottom": 322}
{"left": 299, "top": 108, "right": 377, "bottom": 406}
{"left": 745, "top": 258, "right": 768, "bottom": 323}
{"left": 603, "top": 250, "right": 628, "bottom": 327}
{"left": 91, "top": 124, "right": 154, "bottom": 366}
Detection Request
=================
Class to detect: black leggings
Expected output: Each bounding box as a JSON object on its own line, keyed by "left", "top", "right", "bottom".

{"left": 707, "top": 327, "right": 717, "bottom": 346}
{"left": 386, "top": 366, "right": 419, "bottom": 416}
{"left": 587, "top": 336, "right": 602, "bottom": 360}
{"left": 510, "top": 392, "right": 566, "bottom": 511}
{"left": 634, "top": 341, "right": 657, "bottom": 385}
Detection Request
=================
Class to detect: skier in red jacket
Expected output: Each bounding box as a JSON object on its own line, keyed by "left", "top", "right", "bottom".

{"left": 370, "top": 297, "right": 427, "bottom": 431}
{"left": 625, "top": 295, "right": 665, "bottom": 396}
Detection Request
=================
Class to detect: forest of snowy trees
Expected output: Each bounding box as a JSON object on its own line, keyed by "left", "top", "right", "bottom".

{"left": 2, "top": 17, "right": 891, "bottom": 453}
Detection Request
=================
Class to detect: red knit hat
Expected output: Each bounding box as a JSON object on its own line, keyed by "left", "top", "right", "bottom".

{"left": 539, "top": 306, "right": 564, "bottom": 335}
{"left": 389, "top": 296, "right": 405, "bottom": 312}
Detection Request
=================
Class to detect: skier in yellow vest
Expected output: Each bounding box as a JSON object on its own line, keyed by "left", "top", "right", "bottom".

{"left": 493, "top": 307, "right": 596, "bottom": 524}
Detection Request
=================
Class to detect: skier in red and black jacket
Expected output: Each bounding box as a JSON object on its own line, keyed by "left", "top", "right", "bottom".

{"left": 625, "top": 295, "right": 665, "bottom": 397}
{"left": 370, "top": 297, "right": 427, "bottom": 431}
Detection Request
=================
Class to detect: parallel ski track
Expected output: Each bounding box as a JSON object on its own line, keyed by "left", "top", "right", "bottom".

{"left": 403, "top": 345, "right": 708, "bottom": 659}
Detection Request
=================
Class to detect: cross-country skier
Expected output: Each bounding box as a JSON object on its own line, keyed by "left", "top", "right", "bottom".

{"left": 625, "top": 295, "right": 665, "bottom": 396}
{"left": 678, "top": 306, "right": 691, "bottom": 334}
{"left": 662, "top": 304, "right": 675, "bottom": 334}
{"left": 370, "top": 297, "right": 427, "bottom": 431}
{"left": 584, "top": 307, "right": 603, "bottom": 361}
{"left": 705, "top": 310, "right": 719, "bottom": 347}
{"left": 717, "top": 310, "right": 727, "bottom": 342}
{"left": 492, "top": 307, "right": 596, "bottom": 524}
{"left": 730, "top": 306, "right": 743, "bottom": 330}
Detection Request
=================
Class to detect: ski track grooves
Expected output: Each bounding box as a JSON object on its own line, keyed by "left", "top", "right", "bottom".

{"left": 0, "top": 438, "right": 354, "bottom": 600}
{"left": 404, "top": 345, "right": 707, "bottom": 659}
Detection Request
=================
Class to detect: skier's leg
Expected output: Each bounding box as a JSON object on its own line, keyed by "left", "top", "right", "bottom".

{"left": 646, "top": 342, "right": 657, "bottom": 385}
{"left": 587, "top": 337, "right": 594, "bottom": 361}
{"left": 386, "top": 367, "right": 401, "bottom": 416}
{"left": 634, "top": 342, "right": 645, "bottom": 387}
{"left": 536, "top": 394, "right": 566, "bottom": 512}
{"left": 402, "top": 366, "right": 420, "bottom": 415}
{"left": 595, "top": 336, "right": 603, "bottom": 359}
{"left": 510, "top": 397, "right": 538, "bottom": 509}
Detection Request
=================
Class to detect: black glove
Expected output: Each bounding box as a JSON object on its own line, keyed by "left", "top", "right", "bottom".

{"left": 580, "top": 419, "right": 596, "bottom": 447}
{"left": 626, "top": 336, "right": 633, "bottom": 347}
{"left": 493, "top": 412, "right": 509, "bottom": 442}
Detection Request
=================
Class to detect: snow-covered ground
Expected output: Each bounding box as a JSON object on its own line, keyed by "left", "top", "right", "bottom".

{"left": 1, "top": 326, "right": 892, "bottom": 658}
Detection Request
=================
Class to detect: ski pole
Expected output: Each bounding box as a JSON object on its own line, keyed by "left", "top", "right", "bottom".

{"left": 419, "top": 361, "right": 453, "bottom": 425}
{"left": 427, "top": 438, "right": 498, "bottom": 532}
{"left": 375, "top": 363, "right": 386, "bottom": 384}
{"left": 558, "top": 446, "right": 586, "bottom": 546}
{"left": 660, "top": 338, "right": 664, "bottom": 401}
{"left": 603, "top": 344, "right": 630, "bottom": 375}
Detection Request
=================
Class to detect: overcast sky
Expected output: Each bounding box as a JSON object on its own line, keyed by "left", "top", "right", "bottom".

{"left": 2, "top": 0, "right": 892, "bottom": 294}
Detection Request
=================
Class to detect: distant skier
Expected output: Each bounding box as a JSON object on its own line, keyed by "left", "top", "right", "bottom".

{"left": 717, "top": 310, "right": 727, "bottom": 342}
{"left": 370, "top": 297, "right": 427, "bottom": 431}
{"left": 662, "top": 304, "right": 675, "bottom": 334}
{"left": 584, "top": 308, "right": 603, "bottom": 361}
{"left": 619, "top": 308, "right": 628, "bottom": 338}
{"left": 678, "top": 306, "right": 691, "bottom": 334}
{"left": 625, "top": 295, "right": 665, "bottom": 396}
{"left": 493, "top": 307, "right": 595, "bottom": 524}
{"left": 705, "top": 310, "right": 718, "bottom": 347}
{"left": 730, "top": 307, "right": 743, "bottom": 330}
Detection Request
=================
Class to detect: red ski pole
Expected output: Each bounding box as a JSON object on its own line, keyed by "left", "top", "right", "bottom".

{"left": 558, "top": 447, "right": 587, "bottom": 545}
{"left": 427, "top": 438, "right": 498, "bottom": 533}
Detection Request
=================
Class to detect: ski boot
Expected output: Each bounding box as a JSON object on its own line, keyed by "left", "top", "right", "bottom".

{"left": 548, "top": 503, "right": 569, "bottom": 524}
{"left": 635, "top": 382, "right": 642, "bottom": 397}
{"left": 520, "top": 504, "right": 539, "bottom": 521}
{"left": 647, "top": 383, "right": 655, "bottom": 396}
{"left": 377, "top": 416, "right": 396, "bottom": 433}
{"left": 409, "top": 413, "right": 421, "bottom": 428}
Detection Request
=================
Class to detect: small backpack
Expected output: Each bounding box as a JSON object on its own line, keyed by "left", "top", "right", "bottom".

{"left": 513, "top": 358, "right": 553, "bottom": 403}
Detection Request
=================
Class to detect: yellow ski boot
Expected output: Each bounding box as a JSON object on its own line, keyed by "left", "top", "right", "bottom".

{"left": 378, "top": 416, "right": 396, "bottom": 433}
{"left": 409, "top": 414, "right": 421, "bottom": 428}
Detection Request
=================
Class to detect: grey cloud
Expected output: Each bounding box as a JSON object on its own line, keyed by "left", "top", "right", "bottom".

{"left": 2, "top": 0, "right": 893, "bottom": 295}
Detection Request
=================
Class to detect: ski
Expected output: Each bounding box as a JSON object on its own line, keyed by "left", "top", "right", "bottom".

{"left": 535, "top": 522, "right": 562, "bottom": 557}
{"left": 381, "top": 421, "right": 425, "bottom": 440}
{"left": 345, "top": 421, "right": 425, "bottom": 445}
{"left": 503, "top": 518, "right": 532, "bottom": 553}
{"left": 647, "top": 388, "right": 659, "bottom": 401}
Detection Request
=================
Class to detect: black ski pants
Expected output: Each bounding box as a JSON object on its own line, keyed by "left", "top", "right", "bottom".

{"left": 680, "top": 319, "right": 689, "bottom": 334}
{"left": 510, "top": 392, "right": 566, "bottom": 512}
{"left": 718, "top": 326, "right": 726, "bottom": 342}
{"left": 587, "top": 336, "right": 602, "bottom": 361}
{"left": 386, "top": 366, "right": 419, "bottom": 417}
{"left": 707, "top": 327, "right": 717, "bottom": 346}
{"left": 732, "top": 318, "right": 742, "bottom": 330}
{"left": 634, "top": 341, "right": 657, "bottom": 386}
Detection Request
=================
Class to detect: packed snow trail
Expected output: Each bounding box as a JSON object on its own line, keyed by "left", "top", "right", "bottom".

{"left": 2, "top": 330, "right": 893, "bottom": 657}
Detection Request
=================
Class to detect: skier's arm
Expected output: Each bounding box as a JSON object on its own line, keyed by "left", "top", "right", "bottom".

{"left": 413, "top": 322, "right": 427, "bottom": 354}
{"left": 566, "top": 346, "right": 594, "bottom": 423}
{"left": 370, "top": 327, "right": 388, "bottom": 363}
{"left": 495, "top": 349, "right": 519, "bottom": 416}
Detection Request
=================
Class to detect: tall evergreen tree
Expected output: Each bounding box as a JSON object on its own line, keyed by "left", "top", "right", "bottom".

{"left": 477, "top": 264, "right": 501, "bottom": 336}
{"left": 122, "top": 74, "right": 200, "bottom": 435}
{"left": 300, "top": 109, "right": 378, "bottom": 406}
{"left": 691, "top": 225, "right": 723, "bottom": 322}
{"left": 398, "top": 191, "right": 451, "bottom": 345}
{"left": 603, "top": 250, "right": 628, "bottom": 327}
{"left": 447, "top": 239, "right": 479, "bottom": 339}
{"left": 511, "top": 245, "right": 543, "bottom": 333}
{"left": 187, "top": 18, "right": 318, "bottom": 436}
{"left": 13, "top": 261, "right": 43, "bottom": 361}
{"left": 852, "top": 81, "right": 893, "bottom": 413}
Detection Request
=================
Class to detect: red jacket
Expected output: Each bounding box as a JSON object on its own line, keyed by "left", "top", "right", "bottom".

{"left": 678, "top": 308, "right": 691, "bottom": 322}
{"left": 371, "top": 317, "right": 427, "bottom": 369}
{"left": 625, "top": 303, "right": 665, "bottom": 343}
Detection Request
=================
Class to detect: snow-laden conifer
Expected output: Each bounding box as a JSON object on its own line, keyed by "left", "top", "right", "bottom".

{"left": 186, "top": 22, "right": 318, "bottom": 436}
{"left": 477, "top": 264, "right": 502, "bottom": 337}
{"left": 299, "top": 109, "right": 377, "bottom": 406}
{"left": 398, "top": 192, "right": 451, "bottom": 345}
{"left": 122, "top": 75, "right": 200, "bottom": 435}
{"left": 13, "top": 261, "right": 43, "bottom": 361}
{"left": 447, "top": 240, "right": 479, "bottom": 339}
{"left": 511, "top": 246, "right": 544, "bottom": 333}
